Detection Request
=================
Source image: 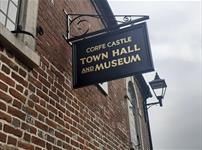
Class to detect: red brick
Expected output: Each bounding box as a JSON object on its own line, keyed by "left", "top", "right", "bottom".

{"left": 0, "top": 132, "right": 7, "bottom": 142}
{"left": 18, "top": 141, "right": 34, "bottom": 150}
{"left": 11, "top": 118, "right": 20, "bottom": 128}
{"left": 71, "top": 114, "right": 80, "bottom": 123}
{"left": 41, "top": 57, "right": 49, "bottom": 68}
{"left": 55, "top": 130, "right": 65, "bottom": 140}
{"left": 19, "top": 68, "right": 27, "bottom": 78}
{"left": 36, "top": 89, "right": 49, "bottom": 102}
{"left": 64, "top": 115, "right": 72, "bottom": 124}
{"left": 48, "top": 112, "right": 55, "bottom": 119}
{"left": 66, "top": 103, "right": 74, "bottom": 113}
{"left": 32, "top": 70, "right": 38, "bottom": 78}
{"left": 29, "top": 94, "right": 39, "bottom": 103}
{"left": 0, "top": 100, "right": 6, "bottom": 111}
{"left": 35, "top": 67, "right": 47, "bottom": 79}
{"left": 42, "top": 85, "right": 48, "bottom": 93}
{"left": 35, "top": 147, "right": 42, "bottom": 150}
{"left": 71, "top": 139, "right": 79, "bottom": 147}
{"left": 32, "top": 136, "right": 45, "bottom": 147}
{"left": 16, "top": 84, "right": 24, "bottom": 93}
{"left": 55, "top": 116, "right": 64, "bottom": 126}
{"left": 26, "top": 107, "right": 38, "bottom": 117}
{"left": 47, "top": 104, "right": 58, "bottom": 115}
{"left": 21, "top": 122, "right": 37, "bottom": 134}
{"left": 8, "top": 106, "right": 26, "bottom": 120}
{"left": 53, "top": 145, "right": 62, "bottom": 150}
{"left": 50, "top": 66, "right": 64, "bottom": 82}
{"left": 56, "top": 102, "right": 65, "bottom": 113}
{"left": 78, "top": 137, "right": 85, "bottom": 144}
{"left": 46, "top": 118, "right": 57, "bottom": 129}
{"left": 72, "top": 102, "right": 79, "bottom": 111}
{"left": 23, "top": 132, "right": 31, "bottom": 142}
{"left": 63, "top": 128, "right": 72, "bottom": 138}
{"left": 2, "top": 64, "right": 10, "bottom": 74}
{"left": 28, "top": 75, "right": 42, "bottom": 89}
{"left": 0, "top": 81, "right": 8, "bottom": 92}
{"left": 0, "top": 72, "right": 15, "bottom": 87}
{"left": 54, "top": 81, "right": 64, "bottom": 92}
{"left": 0, "top": 110, "right": 12, "bottom": 123}
{"left": 65, "top": 90, "right": 73, "bottom": 99}
{"left": 46, "top": 134, "right": 55, "bottom": 144}
{"left": 70, "top": 126, "right": 79, "bottom": 134}
{"left": 46, "top": 142, "right": 53, "bottom": 150}
{"left": 35, "top": 103, "right": 48, "bottom": 116}
{"left": 49, "top": 90, "right": 59, "bottom": 102}
{"left": 40, "top": 99, "right": 46, "bottom": 107}
{"left": 0, "top": 54, "right": 18, "bottom": 71}
{"left": 35, "top": 120, "right": 48, "bottom": 132}
{"left": 9, "top": 88, "right": 26, "bottom": 103}
{"left": 4, "top": 124, "right": 22, "bottom": 137}
{"left": 13, "top": 99, "right": 22, "bottom": 109}
{"left": 48, "top": 76, "right": 54, "bottom": 84}
{"left": 39, "top": 75, "right": 50, "bottom": 88}
{"left": 57, "top": 90, "right": 66, "bottom": 100}
{"left": 11, "top": 72, "right": 28, "bottom": 87}
{"left": 28, "top": 83, "right": 35, "bottom": 92}
{"left": 7, "top": 136, "right": 17, "bottom": 146}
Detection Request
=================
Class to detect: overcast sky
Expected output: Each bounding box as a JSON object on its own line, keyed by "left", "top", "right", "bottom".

{"left": 108, "top": 0, "right": 202, "bottom": 150}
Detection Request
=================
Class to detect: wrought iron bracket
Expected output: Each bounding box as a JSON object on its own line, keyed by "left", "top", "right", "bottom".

{"left": 63, "top": 10, "right": 149, "bottom": 43}
{"left": 11, "top": 25, "right": 35, "bottom": 38}
{"left": 11, "top": 25, "right": 44, "bottom": 38}
{"left": 146, "top": 100, "right": 162, "bottom": 109}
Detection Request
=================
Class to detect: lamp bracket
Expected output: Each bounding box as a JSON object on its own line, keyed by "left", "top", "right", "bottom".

{"left": 63, "top": 10, "right": 149, "bottom": 43}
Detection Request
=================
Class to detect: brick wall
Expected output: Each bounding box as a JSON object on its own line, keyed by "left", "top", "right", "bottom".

{"left": 0, "top": 0, "right": 131, "bottom": 150}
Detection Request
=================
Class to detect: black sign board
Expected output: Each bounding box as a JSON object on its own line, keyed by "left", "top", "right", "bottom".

{"left": 72, "top": 22, "right": 154, "bottom": 88}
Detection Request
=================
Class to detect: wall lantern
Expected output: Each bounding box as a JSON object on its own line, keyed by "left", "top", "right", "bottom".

{"left": 148, "top": 73, "right": 167, "bottom": 107}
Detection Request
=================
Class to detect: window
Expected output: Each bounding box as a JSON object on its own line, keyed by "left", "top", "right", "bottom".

{"left": 0, "top": 0, "right": 20, "bottom": 31}
{"left": 127, "top": 80, "right": 141, "bottom": 149}
{"left": 0, "top": 0, "right": 40, "bottom": 68}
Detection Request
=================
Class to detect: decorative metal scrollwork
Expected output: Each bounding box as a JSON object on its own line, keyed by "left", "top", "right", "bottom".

{"left": 123, "top": 16, "right": 132, "bottom": 22}
{"left": 63, "top": 10, "right": 149, "bottom": 43}
{"left": 68, "top": 14, "right": 100, "bottom": 38}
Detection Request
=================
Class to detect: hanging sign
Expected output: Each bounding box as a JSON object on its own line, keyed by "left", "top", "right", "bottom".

{"left": 72, "top": 22, "right": 154, "bottom": 88}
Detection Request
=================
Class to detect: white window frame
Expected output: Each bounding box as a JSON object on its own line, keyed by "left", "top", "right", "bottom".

{"left": 126, "top": 77, "right": 141, "bottom": 150}
{"left": 98, "top": 82, "right": 108, "bottom": 95}
{"left": 0, "top": 0, "right": 40, "bottom": 68}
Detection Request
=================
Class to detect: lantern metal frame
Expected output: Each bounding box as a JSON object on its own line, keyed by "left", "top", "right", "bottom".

{"left": 147, "top": 73, "right": 167, "bottom": 108}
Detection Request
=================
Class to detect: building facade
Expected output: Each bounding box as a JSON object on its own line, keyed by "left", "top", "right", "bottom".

{"left": 0, "top": 0, "right": 152, "bottom": 150}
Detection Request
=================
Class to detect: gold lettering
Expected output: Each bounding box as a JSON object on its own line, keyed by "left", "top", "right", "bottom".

{"left": 131, "top": 54, "right": 141, "bottom": 62}
{"left": 111, "top": 60, "right": 117, "bottom": 67}
{"left": 123, "top": 57, "right": 130, "bottom": 64}
{"left": 86, "top": 44, "right": 106, "bottom": 53}
{"left": 134, "top": 44, "right": 141, "bottom": 51}
{"left": 80, "top": 58, "right": 86, "bottom": 65}
{"left": 81, "top": 66, "right": 94, "bottom": 74}
{"left": 93, "top": 54, "right": 141, "bottom": 72}
{"left": 86, "top": 56, "right": 93, "bottom": 63}
{"left": 95, "top": 63, "right": 104, "bottom": 71}
{"left": 112, "top": 49, "right": 119, "bottom": 57}
{"left": 120, "top": 48, "right": 128, "bottom": 55}
{"left": 104, "top": 62, "right": 111, "bottom": 69}
{"left": 80, "top": 52, "right": 108, "bottom": 65}
{"left": 118, "top": 58, "right": 124, "bottom": 66}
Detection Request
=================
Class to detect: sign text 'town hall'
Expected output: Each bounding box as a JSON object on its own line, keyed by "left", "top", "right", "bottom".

{"left": 72, "top": 22, "right": 154, "bottom": 88}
